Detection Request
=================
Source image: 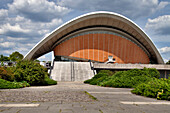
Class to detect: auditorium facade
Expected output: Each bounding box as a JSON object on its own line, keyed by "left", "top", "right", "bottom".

{"left": 24, "top": 11, "right": 164, "bottom": 64}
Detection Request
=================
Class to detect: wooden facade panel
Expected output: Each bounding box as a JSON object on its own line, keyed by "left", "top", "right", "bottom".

{"left": 93, "top": 34, "right": 98, "bottom": 60}
{"left": 79, "top": 35, "right": 84, "bottom": 58}
{"left": 104, "top": 34, "right": 109, "bottom": 62}
{"left": 108, "top": 34, "right": 113, "bottom": 57}
{"left": 89, "top": 34, "right": 93, "bottom": 60}
{"left": 84, "top": 35, "right": 89, "bottom": 59}
{"left": 99, "top": 34, "right": 104, "bottom": 62}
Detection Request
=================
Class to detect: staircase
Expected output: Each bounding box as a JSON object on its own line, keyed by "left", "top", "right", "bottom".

{"left": 50, "top": 62, "right": 94, "bottom": 81}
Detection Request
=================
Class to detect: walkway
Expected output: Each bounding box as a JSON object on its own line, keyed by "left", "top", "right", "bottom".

{"left": 0, "top": 82, "right": 170, "bottom": 113}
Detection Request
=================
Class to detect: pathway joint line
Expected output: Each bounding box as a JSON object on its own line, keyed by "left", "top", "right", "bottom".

{"left": 0, "top": 104, "right": 40, "bottom": 107}
{"left": 120, "top": 101, "right": 170, "bottom": 105}
{"left": 88, "top": 92, "right": 131, "bottom": 94}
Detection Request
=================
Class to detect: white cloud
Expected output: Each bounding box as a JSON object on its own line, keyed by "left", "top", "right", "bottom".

{"left": 8, "top": 0, "right": 71, "bottom": 22}
{"left": 158, "top": 47, "right": 170, "bottom": 63}
{"left": 145, "top": 15, "right": 170, "bottom": 35}
{"left": 7, "top": 37, "right": 27, "bottom": 41}
{"left": 0, "top": 23, "right": 30, "bottom": 35}
{"left": 38, "top": 55, "right": 46, "bottom": 60}
{"left": 0, "top": 41, "right": 16, "bottom": 48}
{"left": 0, "top": 9, "right": 8, "bottom": 21}
{"left": 38, "top": 52, "right": 52, "bottom": 61}
{"left": 1, "top": 50, "right": 12, "bottom": 54}
{"left": 57, "top": 0, "right": 169, "bottom": 19}
{"left": 159, "top": 47, "right": 170, "bottom": 54}
{"left": 0, "top": 38, "right": 4, "bottom": 41}
{"left": 0, "top": 0, "right": 169, "bottom": 60}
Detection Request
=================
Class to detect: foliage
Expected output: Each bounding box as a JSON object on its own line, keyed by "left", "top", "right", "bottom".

{"left": 98, "top": 70, "right": 114, "bottom": 76}
{"left": 13, "top": 60, "right": 48, "bottom": 85}
{"left": 84, "top": 91, "right": 98, "bottom": 100}
{"left": 166, "top": 60, "right": 170, "bottom": 64}
{"left": 131, "top": 78, "right": 170, "bottom": 100}
{"left": 0, "top": 67, "right": 15, "bottom": 81}
{"left": 9, "top": 51, "right": 23, "bottom": 61}
{"left": 34, "top": 59, "right": 40, "bottom": 62}
{"left": 0, "top": 55, "right": 9, "bottom": 61}
{"left": 41, "top": 76, "right": 57, "bottom": 86}
{"left": 84, "top": 70, "right": 113, "bottom": 85}
{"left": 85, "top": 68, "right": 160, "bottom": 88}
{"left": 100, "top": 68, "right": 160, "bottom": 87}
{"left": 0, "top": 79, "right": 30, "bottom": 89}
{"left": 84, "top": 68, "right": 170, "bottom": 100}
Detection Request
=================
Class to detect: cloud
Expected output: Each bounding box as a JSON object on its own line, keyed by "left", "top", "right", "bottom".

{"left": 0, "top": 23, "right": 30, "bottom": 34}
{"left": 57, "top": 0, "right": 169, "bottom": 19}
{"left": 7, "top": 36, "right": 27, "bottom": 41}
{"left": 37, "top": 52, "right": 52, "bottom": 61}
{"left": 159, "top": 47, "right": 170, "bottom": 54}
{"left": 0, "top": 9, "right": 8, "bottom": 21}
{"left": 0, "top": 38, "right": 4, "bottom": 41}
{"left": 158, "top": 47, "right": 170, "bottom": 63}
{"left": 8, "top": 0, "right": 71, "bottom": 22}
{"left": 0, "top": 0, "right": 169, "bottom": 61}
{"left": 0, "top": 41, "right": 16, "bottom": 48}
{"left": 145, "top": 15, "right": 170, "bottom": 35}
{"left": 38, "top": 55, "right": 46, "bottom": 60}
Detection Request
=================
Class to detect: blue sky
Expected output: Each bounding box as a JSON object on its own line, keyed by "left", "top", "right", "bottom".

{"left": 0, "top": 0, "right": 169, "bottom": 62}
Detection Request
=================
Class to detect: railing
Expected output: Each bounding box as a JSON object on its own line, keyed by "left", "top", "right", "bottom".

{"left": 70, "top": 61, "right": 75, "bottom": 81}
{"left": 88, "top": 60, "right": 95, "bottom": 76}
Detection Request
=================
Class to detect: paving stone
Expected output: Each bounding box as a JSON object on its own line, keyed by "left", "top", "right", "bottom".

{"left": 0, "top": 82, "right": 170, "bottom": 113}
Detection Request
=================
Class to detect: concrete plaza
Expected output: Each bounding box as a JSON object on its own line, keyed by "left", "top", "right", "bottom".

{"left": 0, "top": 82, "right": 170, "bottom": 113}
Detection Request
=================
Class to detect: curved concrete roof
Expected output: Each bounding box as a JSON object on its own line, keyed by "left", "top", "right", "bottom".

{"left": 24, "top": 11, "right": 164, "bottom": 64}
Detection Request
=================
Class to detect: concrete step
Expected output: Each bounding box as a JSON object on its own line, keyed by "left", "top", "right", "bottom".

{"left": 50, "top": 62, "right": 94, "bottom": 81}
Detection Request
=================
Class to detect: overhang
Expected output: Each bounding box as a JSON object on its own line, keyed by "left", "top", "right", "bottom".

{"left": 24, "top": 11, "right": 164, "bottom": 64}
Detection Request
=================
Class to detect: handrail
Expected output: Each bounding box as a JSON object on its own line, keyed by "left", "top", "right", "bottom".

{"left": 88, "top": 60, "right": 95, "bottom": 76}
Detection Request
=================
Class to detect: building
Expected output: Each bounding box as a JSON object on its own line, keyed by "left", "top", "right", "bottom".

{"left": 24, "top": 11, "right": 163, "bottom": 64}
{"left": 24, "top": 11, "right": 168, "bottom": 81}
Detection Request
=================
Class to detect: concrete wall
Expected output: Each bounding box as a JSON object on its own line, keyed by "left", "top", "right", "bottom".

{"left": 93, "top": 63, "right": 170, "bottom": 78}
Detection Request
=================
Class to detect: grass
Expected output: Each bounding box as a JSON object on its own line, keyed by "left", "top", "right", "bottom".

{"left": 0, "top": 79, "right": 30, "bottom": 89}
{"left": 84, "top": 91, "right": 98, "bottom": 100}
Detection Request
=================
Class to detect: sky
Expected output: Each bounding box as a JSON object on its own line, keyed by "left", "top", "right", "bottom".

{"left": 0, "top": 0, "right": 169, "bottom": 62}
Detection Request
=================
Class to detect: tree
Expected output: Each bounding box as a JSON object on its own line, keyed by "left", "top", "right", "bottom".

{"left": 34, "top": 59, "right": 40, "bottom": 62}
{"left": 166, "top": 60, "right": 170, "bottom": 64}
{"left": 13, "top": 60, "right": 48, "bottom": 85}
{"left": 0, "top": 55, "right": 9, "bottom": 61}
{"left": 9, "top": 51, "right": 23, "bottom": 61}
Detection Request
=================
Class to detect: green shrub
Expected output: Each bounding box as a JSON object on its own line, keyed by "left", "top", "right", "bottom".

{"left": 0, "top": 67, "right": 15, "bottom": 81}
{"left": 84, "top": 73, "right": 109, "bottom": 85}
{"left": 84, "top": 68, "right": 160, "bottom": 88}
{"left": 13, "top": 60, "right": 48, "bottom": 85}
{"left": 132, "top": 78, "right": 170, "bottom": 100}
{"left": 143, "top": 67, "right": 160, "bottom": 78}
{"left": 41, "top": 76, "right": 57, "bottom": 86}
{"left": 98, "top": 70, "right": 114, "bottom": 76}
{"left": 99, "top": 68, "right": 159, "bottom": 88}
{"left": 84, "top": 68, "right": 168, "bottom": 100}
{"left": 0, "top": 79, "right": 30, "bottom": 89}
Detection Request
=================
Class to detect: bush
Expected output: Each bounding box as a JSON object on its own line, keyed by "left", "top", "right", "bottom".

{"left": 99, "top": 68, "right": 159, "bottom": 88}
{"left": 0, "top": 79, "right": 30, "bottom": 89}
{"left": 84, "top": 68, "right": 160, "bottom": 88}
{"left": 13, "top": 60, "right": 48, "bottom": 85}
{"left": 84, "top": 70, "right": 113, "bottom": 85}
{"left": 132, "top": 78, "right": 170, "bottom": 100}
{"left": 98, "top": 70, "right": 114, "bottom": 76}
{"left": 84, "top": 68, "right": 169, "bottom": 100}
{"left": 41, "top": 76, "right": 57, "bottom": 86}
{"left": 143, "top": 67, "right": 160, "bottom": 78}
{"left": 0, "top": 67, "right": 15, "bottom": 81}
